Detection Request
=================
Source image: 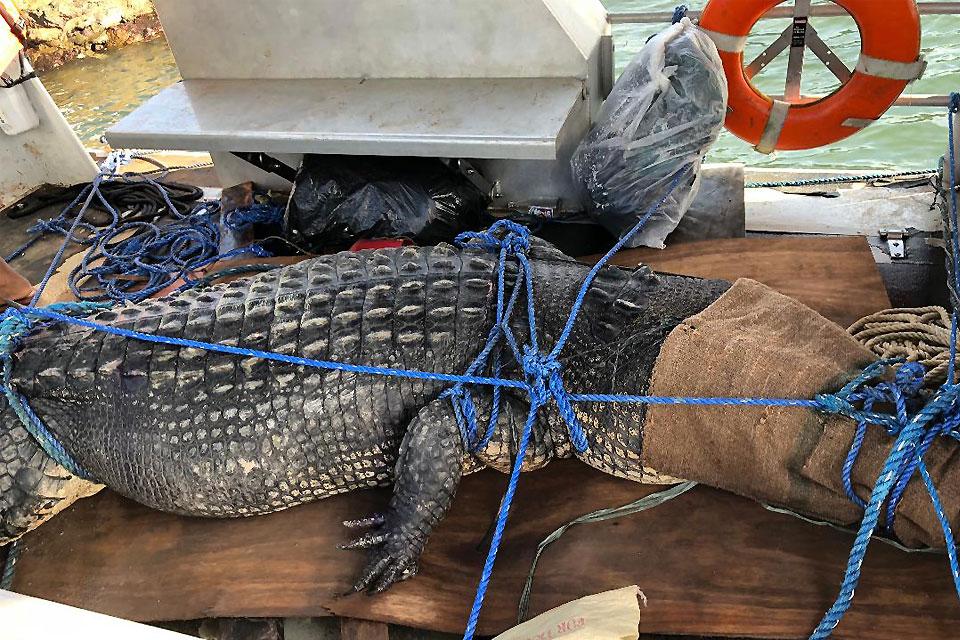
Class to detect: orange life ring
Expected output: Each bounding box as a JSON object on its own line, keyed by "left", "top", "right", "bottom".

{"left": 699, "top": 0, "right": 924, "bottom": 153}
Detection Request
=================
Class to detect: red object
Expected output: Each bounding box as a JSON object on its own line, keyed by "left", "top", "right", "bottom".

{"left": 699, "top": 0, "right": 922, "bottom": 152}
{"left": 348, "top": 238, "right": 413, "bottom": 252}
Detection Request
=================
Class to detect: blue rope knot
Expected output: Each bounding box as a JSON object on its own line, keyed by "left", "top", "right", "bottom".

{"left": 0, "top": 307, "right": 32, "bottom": 358}
{"left": 455, "top": 219, "right": 531, "bottom": 256}
{"left": 27, "top": 218, "right": 63, "bottom": 235}
{"left": 520, "top": 347, "right": 589, "bottom": 453}
{"left": 950, "top": 92, "right": 960, "bottom": 114}
{"left": 816, "top": 358, "right": 960, "bottom": 538}
{"left": 521, "top": 347, "right": 559, "bottom": 407}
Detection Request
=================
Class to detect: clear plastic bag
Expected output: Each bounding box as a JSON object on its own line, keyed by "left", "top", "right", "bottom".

{"left": 571, "top": 17, "right": 728, "bottom": 249}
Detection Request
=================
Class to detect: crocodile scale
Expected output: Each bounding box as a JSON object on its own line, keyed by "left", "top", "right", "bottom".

{"left": 0, "top": 241, "right": 728, "bottom": 591}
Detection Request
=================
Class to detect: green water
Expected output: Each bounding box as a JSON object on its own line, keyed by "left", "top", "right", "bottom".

{"left": 38, "top": 1, "right": 960, "bottom": 169}
{"left": 41, "top": 38, "right": 180, "bottom": 147}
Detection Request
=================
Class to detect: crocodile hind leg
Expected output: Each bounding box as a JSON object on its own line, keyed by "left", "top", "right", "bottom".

{"left": 342, "top": 397, "right": 465, "bottom": 593}
{"left": 341, "top": 389, "right": 551, "bottom": 593}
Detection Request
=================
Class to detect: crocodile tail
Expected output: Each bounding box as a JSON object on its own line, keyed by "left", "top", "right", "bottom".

{"left": 0, "top": 397, "right": 102, "bottom": 545}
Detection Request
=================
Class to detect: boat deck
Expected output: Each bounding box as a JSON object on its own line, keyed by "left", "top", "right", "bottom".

{"left": 6, "top": 210, "right": 951, "bottom": 639}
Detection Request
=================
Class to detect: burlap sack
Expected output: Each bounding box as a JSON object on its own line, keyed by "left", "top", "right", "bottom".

{"left": 643, "top": 278, "right": 959, "bottom": 547}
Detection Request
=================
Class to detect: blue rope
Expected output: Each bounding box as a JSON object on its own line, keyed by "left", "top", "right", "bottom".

{"left": 671, "top": 5, "right": 688, "bottom": 23}
{"left": 9, "top": 164, "right": 276, "bottom": 305}
{"left": 0, "top": 302, "right": 109, "bottom": 479}
{"left": 69, "top": 204, "right": 273, "bottom": 304}
{"left": 1, "top": 540, "right": 19, "bottom": 590}
{"left": 13, "top": 305, "right": 529, "bottom": 391}
{"left": 809, "top": 92, "right": 960, "bottom": 639}
{"left": 222, "top": 203, "right": 285, "bottom": 233}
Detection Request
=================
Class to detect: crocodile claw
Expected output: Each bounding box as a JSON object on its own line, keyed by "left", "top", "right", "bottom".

{"left": 343, "top": 514, "right": 386, "bottom": 529}
{"left": 341, "top": 512, "right": 423, "bottom": 594}
{"left": 352, "top": 547, "right": 419, "bottom": 594}
{"left": 338, "top": 532, "right": 387, "bottom": 550}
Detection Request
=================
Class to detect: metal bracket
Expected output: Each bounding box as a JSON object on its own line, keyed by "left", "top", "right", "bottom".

{"left": 745, "top": 25, "right": 792, "bottom": 80}
{"left": 455, "top": 159, "right": 502, "bottom": 200}
{"left": 526, "top": 200, "right": 563, "bottom": 220}
{"left": 805, "top": 24, "right": 852, "bottom": 83}
{"left": 784, "top": 0, "right": 812, "bottom": 101}
{"left": 599, "top": 34, "right": 615, "bottom": 99}
{"left": 231, "top": 152, "right": 298, "bottom": 183}
{"left": 880, "top": 229, "right": 908, "bottom": 259}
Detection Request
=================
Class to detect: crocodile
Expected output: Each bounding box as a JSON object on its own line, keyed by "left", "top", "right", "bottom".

{"left": 4, "top": 238, "right": 947, "bottom": 594}
{"left": 0, "top": 238, "right": 730, "bottom": 590}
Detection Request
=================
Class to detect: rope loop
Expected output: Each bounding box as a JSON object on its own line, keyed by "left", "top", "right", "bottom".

{"left": 950, "top": 92, "right": 960, "bottom": 114}
{"left": 440, "top": 385, "right": 480, "bottom": 447}
{"left": 455, "top": 219, "right": 531, "bottom": 256}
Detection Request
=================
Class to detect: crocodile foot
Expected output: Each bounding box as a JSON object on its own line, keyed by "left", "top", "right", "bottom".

{"left": 340, "top": 512, "right": 422, "bottom": 593}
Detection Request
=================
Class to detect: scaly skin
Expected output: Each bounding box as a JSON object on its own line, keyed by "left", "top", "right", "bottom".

{"left": 0, "top": 240, "right": 728, "bottom": 591}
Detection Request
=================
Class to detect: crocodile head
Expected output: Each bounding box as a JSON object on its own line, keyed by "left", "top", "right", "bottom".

{"left": 0, "top": 397, "right": 102, "bottom": 545}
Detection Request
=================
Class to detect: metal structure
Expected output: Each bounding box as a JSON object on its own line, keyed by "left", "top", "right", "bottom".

{"left": 608, "top": 1, "right": 959, "bottom": 108}
{"left": 107, "top": 0, "right": 612, "bottom": 205}
{"left": 609, "top": 2, "right": 960, "bottom": 24}
{"left": 0, "top": 0, "right": 97, "bottom": 209}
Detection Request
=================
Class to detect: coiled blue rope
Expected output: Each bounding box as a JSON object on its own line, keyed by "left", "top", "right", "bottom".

{"left": 9, "top": 162, "right": 278, "bottom": 304}
{"left": 69, "top": 203, "right": 274, "bottom": 304}
{"left": 222, "top": 203, "right": 285, "bottom": 232}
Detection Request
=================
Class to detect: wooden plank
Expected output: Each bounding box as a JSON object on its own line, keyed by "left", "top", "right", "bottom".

{"left": 11, "top": 464, "right": 960, "bottom": 639}
{"left": 9, "top": 236, "right": 905, "bottom": 638}
{"left": 592, "top": 236, "right": 891, "bottom": 328}
{"left": 341, "top": 618, "right": 389, "bottom": 640}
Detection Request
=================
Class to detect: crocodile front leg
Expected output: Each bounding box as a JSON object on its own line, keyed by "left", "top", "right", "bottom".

{"left": 343, "top": 398, "right": 464, "bottom": 593}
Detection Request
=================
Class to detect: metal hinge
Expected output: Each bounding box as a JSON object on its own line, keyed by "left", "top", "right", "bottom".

{"left": 880, "top": 229, "right": 907, "bottom": 259}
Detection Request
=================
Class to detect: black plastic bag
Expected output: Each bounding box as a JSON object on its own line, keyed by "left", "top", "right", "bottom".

{"left": 284, "top": 155, "right": 489, "bottom": 251}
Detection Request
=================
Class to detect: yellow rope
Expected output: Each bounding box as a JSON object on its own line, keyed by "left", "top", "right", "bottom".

{"left": 848, "top": 307, "right": 955, "bottom": 387}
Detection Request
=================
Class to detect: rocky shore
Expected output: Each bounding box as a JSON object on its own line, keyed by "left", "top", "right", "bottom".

{"left": 18, "top": 0, "right": 160, "bottom": 72}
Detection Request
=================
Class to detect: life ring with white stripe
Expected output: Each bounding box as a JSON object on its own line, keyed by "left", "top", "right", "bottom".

{"left": 699, "top": 0, "right": 924, "bottom": 153}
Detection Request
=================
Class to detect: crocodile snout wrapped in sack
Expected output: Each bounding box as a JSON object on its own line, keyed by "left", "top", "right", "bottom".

{"left": 3, "top": 239, "right": 959, "bottom": 592}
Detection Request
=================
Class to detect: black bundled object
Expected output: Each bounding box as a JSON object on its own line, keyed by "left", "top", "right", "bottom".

{"left": 571, "top": 17, "right": 728, "bottom": 249}
{"left": 284, "top": 155, "right": 489, "bottom": 251}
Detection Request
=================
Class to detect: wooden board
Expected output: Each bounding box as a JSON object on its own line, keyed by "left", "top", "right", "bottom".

{"left": 12, "top": 464, "right": 960, "bottom": 639}
{"left": 590, "top": 236, "right": 891, "bottom": 328}
{"left": 9, "top": 236, "right": 910, "bottom": 639}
